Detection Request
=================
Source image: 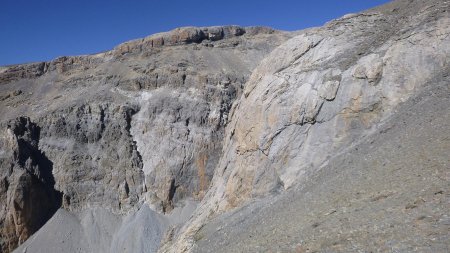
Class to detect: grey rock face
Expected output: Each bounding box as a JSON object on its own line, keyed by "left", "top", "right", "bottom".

{"left": 166, "top": 0, "right": 450, "bottom": 251}
{"left": 1, "top": 0, "right": 449, "bottom": 252}
{"left": 0, "top": 26, "right": 290, "bottom": 252}
{"left": 37, "top": 103, "right": 145, "bottom": 211}
{"left": 193, "top": 79, "right": 450, "bottom": 253}
{"left": 0, "top": 117, "right": 61, "bottom": 252}
{"left": 0, "top": 63, "right": 47, "bottom": 84}
{"left": 113, "top": 26, "right": 272, "bottom": 55}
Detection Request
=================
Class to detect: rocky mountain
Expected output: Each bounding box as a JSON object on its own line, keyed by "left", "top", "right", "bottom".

{"left": 1, "top": 0, "right": 449, "bottom": 252}
{"left": 0, "top": 26, "right": 291, "bottom": 253}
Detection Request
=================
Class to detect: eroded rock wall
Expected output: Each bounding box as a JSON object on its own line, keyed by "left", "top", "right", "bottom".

{"left": 37, "top": 104, "right": 145, "bottom": 211}
{"left": 0, "top": 117, "right": 61, "bottom": 252}
{"left": 0, "top": 26, "right": 290, "bottom": 252}
{"left": 165, "top": 0, "right": 450, "bottom": 251}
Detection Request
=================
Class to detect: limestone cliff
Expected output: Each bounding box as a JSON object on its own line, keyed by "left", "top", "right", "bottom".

{"left": 0, "top": 26, "right": 290, "bottom": 252}
{"left": 1, "top": 0, "right": 450, "bottom": 252}
{"left": 164, "top": 0, "right": 450, "bottom": 251}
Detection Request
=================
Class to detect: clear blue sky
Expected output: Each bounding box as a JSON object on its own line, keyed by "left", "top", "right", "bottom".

{"left": 0, "top": 0, "right": 391, "bottom": 66}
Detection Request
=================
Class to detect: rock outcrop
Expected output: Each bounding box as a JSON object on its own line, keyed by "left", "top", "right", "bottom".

{"left": 164, "top": 0, "right": 450, "bottom": 251}
{"left": 192, "top": 79, "right": 450, "bottom": 253}
{"left": 0, "top": 117, "right": 61, "bottom": 252}
{"left": 37, "top": 104, "right": 145, "bottom": 211}
{"left": 0, "top": 26, "right": 290, "bottom": 252}
{"left": 208, "top": 0, "right": 450, "bottom": 209}
{"left": 1, "top": 0, "right": 450, "bottom": 252}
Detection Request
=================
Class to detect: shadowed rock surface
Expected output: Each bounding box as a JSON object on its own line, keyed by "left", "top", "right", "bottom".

{"left": 1, "top": 0, "right": 449, "bottom": 252}
{"left": 0, "top": 117, "right": 61, "bottom": 252}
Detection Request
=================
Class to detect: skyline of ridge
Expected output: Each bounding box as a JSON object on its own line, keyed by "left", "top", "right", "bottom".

{"left": 1, "top": 0, "right": 390, "bottom": 66}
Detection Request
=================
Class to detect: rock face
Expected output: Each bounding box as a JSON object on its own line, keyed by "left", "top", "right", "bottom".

{"left": 0, "top": 117, "right": 61, "bottom": 252}
{"left": 0, "top": 26, "right": 290, "bottom": 252}
{"left": 193, "top": 80, "right": 450, "bottom": 253}
{"left": 207, "top": 0, "right": 450, "bottom": 208}
{"left": 38, "top": 104, "right": 145, "bottom": 211}
{"left": 1, "top": 0, "right": 450, "bottom": 252}
{"left": 164, "top": 0, "right": 450, "bottom": 251}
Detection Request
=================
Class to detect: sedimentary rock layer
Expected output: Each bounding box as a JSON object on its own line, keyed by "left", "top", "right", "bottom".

{"left": 0, "top": 26, "right": 290, "bottom": 252}
{"left": 1, "top": 0, "right": 449, "bottom": 252}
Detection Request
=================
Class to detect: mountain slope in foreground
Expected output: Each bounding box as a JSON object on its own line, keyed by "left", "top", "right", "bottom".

{"left": 0, "top": 0, "right": 449, "bottom": 252}
{"left": 194, "top": 80, "right": 450, "bottom": 253}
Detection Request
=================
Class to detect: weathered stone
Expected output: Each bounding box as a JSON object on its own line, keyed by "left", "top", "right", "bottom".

{"left": 166, "top": 0, "right": 450, "bottom": 251}
{"left": 318, "top": 80, "right": 340, "bottom": 100}
{"left": 112, "top": 25, "right": 273, "bottom": 56}
{"left": 0, "top": 117, "right": 62, "bottom": 252}
{"left": 0, "top": 63, "right": 46, "bottom": 83}
{"left": 0, "top": 25, "right": 290, "bottom": 252}
{"left": 1, "top": 1, "right": 449, "bottom": 252}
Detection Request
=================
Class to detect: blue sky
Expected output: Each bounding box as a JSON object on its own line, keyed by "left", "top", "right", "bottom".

{"left": 0, "top": 0, "right": 390, "bottom": 66}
